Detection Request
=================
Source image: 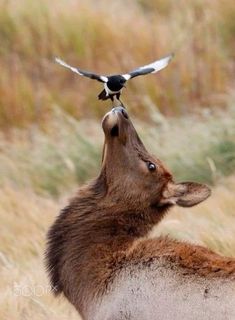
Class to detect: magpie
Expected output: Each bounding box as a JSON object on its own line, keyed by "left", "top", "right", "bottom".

{"left": 55, "top": 54, "right": 173, "bottom": 102}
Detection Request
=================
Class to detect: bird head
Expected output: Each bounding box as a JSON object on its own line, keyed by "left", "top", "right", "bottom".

{"left": 119, "top": 77, "right": 126, "bottom": 85}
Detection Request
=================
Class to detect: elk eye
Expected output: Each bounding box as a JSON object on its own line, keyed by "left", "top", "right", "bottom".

{"left": 148, "top": 162, "right": 156, "bottom": 171}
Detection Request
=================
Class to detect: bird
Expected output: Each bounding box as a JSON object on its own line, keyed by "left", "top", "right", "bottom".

{"left": 55, "top": 54, "right": 173, "bottom": 103}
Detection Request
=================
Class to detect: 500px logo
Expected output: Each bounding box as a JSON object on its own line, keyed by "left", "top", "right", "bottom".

{"left": 13, "top": 282, "right": 58, "bottom": 297}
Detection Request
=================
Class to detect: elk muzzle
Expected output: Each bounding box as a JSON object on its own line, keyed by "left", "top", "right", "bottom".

{"left": 102, "top": 107, "right": 130, "bottom": 142}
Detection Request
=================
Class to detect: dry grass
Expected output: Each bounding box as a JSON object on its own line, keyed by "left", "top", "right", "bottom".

{"left": 0, "top": 0, "right": 235, "bottom": 128}
{"left": 0, "top": 186, "right": 79, "bottom": 320}
{"left": 1, "top": 176, "right": 235, "bottom": 319}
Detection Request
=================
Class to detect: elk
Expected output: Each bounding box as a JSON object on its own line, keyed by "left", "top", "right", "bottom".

{"left": 46, "top": 106, "right": 235, "bottom": 320}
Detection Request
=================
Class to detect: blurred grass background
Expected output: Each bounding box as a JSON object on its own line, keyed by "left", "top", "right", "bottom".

{"left": 0, "top": 0, "right": 235, "bottom": 319}
{"left": 0, "top": 0, "right": 235, "bottom": 128}
{"left": 0, "top": 104, "right": 234, "bottom": 197}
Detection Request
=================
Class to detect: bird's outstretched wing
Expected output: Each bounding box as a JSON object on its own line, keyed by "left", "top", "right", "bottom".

{"left": 124, "top": 54, "right": 173, "bottom": 80}
{"left": 55, "top": 57, "right": 108, "bottom": 83}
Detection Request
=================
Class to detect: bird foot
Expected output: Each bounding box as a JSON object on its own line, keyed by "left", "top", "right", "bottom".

{"left": 112, "top": 96, "right": 125, "bottom": 109}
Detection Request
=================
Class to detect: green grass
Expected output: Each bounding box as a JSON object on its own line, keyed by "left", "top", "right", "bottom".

{"left": 147, "top": 107, "right": 235, "bottom": 185}
{"left": 0, "top": 104, "right": 234, "bottom": 197}
{"left": 0, "top": 110, "right": 102, "bottom": 196}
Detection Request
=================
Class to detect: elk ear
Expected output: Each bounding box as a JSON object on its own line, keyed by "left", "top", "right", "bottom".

{"left": 160, "top": 182, "right": 211, "bottom": 207}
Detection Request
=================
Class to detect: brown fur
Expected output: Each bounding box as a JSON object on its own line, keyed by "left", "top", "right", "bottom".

{"left": 45, "top": 107, "right": 235, "bottom": 319}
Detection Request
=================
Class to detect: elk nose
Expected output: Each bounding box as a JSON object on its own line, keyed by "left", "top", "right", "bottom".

{"left": 111, "top": 106, "right": 129, "bottom": 119}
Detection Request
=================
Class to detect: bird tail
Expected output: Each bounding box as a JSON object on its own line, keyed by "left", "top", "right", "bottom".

{"left": 98, "top": 89, "right": 109, "bottom": 100}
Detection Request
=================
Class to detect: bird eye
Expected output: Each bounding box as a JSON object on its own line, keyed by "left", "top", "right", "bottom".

{"left": 147, "top": 162, "right": 156, "bottom": 171}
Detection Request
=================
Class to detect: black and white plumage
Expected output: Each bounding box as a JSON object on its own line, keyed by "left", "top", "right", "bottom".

{"left": 55, "top": 54, "right": 173, "bottom": 102}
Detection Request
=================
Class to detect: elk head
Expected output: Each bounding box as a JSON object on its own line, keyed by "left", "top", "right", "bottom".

{"left": 101, "top": 106, "right": 211, "bottom": 212}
